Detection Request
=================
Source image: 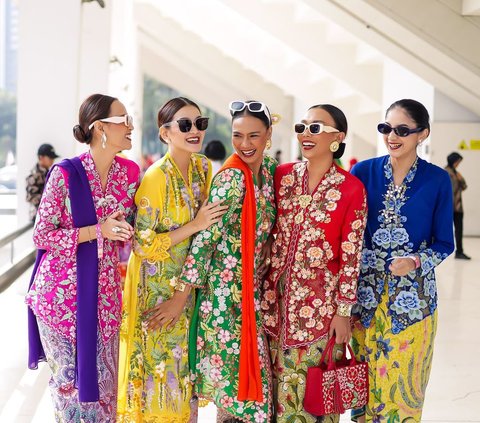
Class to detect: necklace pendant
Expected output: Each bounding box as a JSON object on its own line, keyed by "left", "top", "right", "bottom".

{"left": 298, "top": 194, "right": 312, "bottom": 208}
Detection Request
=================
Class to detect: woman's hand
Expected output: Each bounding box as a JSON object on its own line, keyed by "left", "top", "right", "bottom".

{"left": 257, "top": 236, "right": 273, "bottom": 279}
{"left": 101, "top": 210, "right": 134, "bottom": 241}
{"left": 329, "top": 315, "right": 351, "bottom": 344}
{"left": 389, "top": 257, "right": 416, "bottom": 277}
{"left": 192, "top": 200, "right": 229, "bottom": 232}
{"left": 143, "top": 295, "right": 187, "bottom": 331}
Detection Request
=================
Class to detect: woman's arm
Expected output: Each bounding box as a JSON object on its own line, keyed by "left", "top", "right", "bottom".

{"left": 329, "top": 184, "right": 368, "bottom": 343}
{"left": 417, "top": 171, "right": 455, "bottom": 275}
{"left": 145, "top": 169, "right": 244, "bottom": 330}
{"left": 133, "top": 168, "right": 227, "bottom": 263}
{"left": 33, "top": 167, "right": 80, "bottom": 254}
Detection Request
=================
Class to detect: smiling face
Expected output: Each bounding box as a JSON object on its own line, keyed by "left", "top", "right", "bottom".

{"left": 232, "top": 115, "right": 271, "bottom": 170}
{"left": 383, "top": 106, "right": 428, "bottom": 161}
{"left": 101, "top": 100, "right": 134, "bottom": 152}
{"left": 297, "top": 107, "right": 342, "bottom": 161}
{"left": 159, "top": 105, "right": 205, "bottom": 155}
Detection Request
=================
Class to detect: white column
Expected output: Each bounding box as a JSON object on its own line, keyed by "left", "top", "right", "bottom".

{"left": 381, "top": 59, "right": 434, "bottom": 159}
{"left": 16, "top": 0, "right": 112, "bottom": 223}
{"left": 109, "top": 0, "right": 142, "bottom": 163}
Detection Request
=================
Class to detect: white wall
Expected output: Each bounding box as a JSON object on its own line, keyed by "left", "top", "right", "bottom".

{"left": 16, "top": 0, "right": 112, "bottom": 222}
{"left": 382, "top": 59, "right": 434, "bottom": 159}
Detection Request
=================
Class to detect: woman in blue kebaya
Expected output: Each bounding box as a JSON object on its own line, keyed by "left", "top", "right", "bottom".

{"left": 350, "top": 99, "right": 454, "bottom": 422}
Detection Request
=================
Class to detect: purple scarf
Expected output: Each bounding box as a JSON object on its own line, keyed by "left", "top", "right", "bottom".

{"left": 28, "top": 156, "right": 100, "bottom": 402}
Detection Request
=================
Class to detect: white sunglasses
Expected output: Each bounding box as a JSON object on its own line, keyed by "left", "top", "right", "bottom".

{"left": 294, "top": 122, "right": 339, "bottom": 135}
{"left": 88, "top": 114, "right": 133, "bottom": 130}
{"left": 229, "top": 101, "right": 271, "bottom": 125}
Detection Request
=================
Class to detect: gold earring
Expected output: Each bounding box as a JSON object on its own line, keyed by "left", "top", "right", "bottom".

{"left": 266, "top": 139, "right": 272, "bottom": 150}
{"left": 101, "top": 132, "right": 107, "bottom": 149}
{"left": 329, "top": 141, "right": 339, "bottom": 153}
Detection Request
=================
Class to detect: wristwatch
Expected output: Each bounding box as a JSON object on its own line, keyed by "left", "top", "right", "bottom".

{"left": 170, "top": 277, "right": 187, "bottom": 292}
{"left": 336, "top": 303, "right": 352, "bottom": 317}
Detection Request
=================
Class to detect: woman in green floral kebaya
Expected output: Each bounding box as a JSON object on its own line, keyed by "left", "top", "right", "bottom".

{"left": 174, "top": 100, "right": 278, "bottom": 422}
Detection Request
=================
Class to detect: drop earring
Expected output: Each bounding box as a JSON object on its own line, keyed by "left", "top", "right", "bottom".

{"left": 266, "top": 139, "right": 272, "bottom": 150}
{"left": 329, "top": 141, "right": 339, "bottom": 153}
{"left": 101, "top": 132, "right": 107, "bottom": 149}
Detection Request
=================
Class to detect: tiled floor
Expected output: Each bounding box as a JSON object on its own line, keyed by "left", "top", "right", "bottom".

{"left": 0, "top": 239, "right": 478, "bottom": 422}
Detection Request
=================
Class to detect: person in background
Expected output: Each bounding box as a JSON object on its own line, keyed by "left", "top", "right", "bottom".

{"left": 262, "top": 104, "right": 367, "bottom": 422}
{"left": 445, "top": 152, "right": 470, "bottom": 260}
{"left": 26, "top": 143, "right": 59, "bottom": 221}
{"left": 350, "top": 99, "right": 454, "bottom": 422}
{"left": 117, "top": 97, "right": 227, "bottom": 422}
{"left": 26, "top": 93, "right": 140, "bottom": 421}
{"left": 274, "top": 149, "right": 282, "bottom": 164}
{"left": 204, "top": 139, "right": 227, "bottom": 174}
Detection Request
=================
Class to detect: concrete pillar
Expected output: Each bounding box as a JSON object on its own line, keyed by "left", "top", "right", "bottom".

{"left": 16, "top": 0, "right": 112, "bottom": 223}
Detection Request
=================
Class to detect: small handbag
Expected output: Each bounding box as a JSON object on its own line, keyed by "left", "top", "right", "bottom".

{"left": 303, "top": 336, "right": 369, "bottom": 416}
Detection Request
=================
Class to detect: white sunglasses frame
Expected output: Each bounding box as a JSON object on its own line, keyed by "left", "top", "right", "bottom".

{"left": 229, "top": 101, "right": 271, "bottom": 125}
{"left": 294, "top": 122, "right": 339, "bottom": 135}
{"left": 88, "top": 115, "right": 133, "bottom": 131}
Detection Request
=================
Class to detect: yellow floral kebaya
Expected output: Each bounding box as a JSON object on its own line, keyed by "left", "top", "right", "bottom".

{"left": 117, "top": 152, "right": 211, "bottom": 423}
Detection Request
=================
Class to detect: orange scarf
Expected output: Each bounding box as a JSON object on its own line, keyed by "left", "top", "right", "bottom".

{"left": 220, "top": 153, "right": 263, "bottom": 402}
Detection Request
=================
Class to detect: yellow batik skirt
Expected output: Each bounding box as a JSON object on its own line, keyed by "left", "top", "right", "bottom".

{"left": 351, "top": 293, "right": 437, "bottom": 422}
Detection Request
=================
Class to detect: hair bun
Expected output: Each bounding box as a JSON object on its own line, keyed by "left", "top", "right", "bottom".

{"left": 73, "top": 124, "right": 92, "bottom": 144}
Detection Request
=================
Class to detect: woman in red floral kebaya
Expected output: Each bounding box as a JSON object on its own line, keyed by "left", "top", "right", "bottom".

{"left": 262, "top": 104, "right": 367, "bottom": 422}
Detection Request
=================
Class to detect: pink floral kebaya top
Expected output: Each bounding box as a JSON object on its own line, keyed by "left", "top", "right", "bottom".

{"left": 25, "top": 151, "right": 140, "bottom": 343}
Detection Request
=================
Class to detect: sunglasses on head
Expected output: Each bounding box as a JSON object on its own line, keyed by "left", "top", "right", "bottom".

{"left": 294, "top": 122, "right": 339, "bottom": 135}
{"left": 88, "top": 114, "right": 133, "bottom": 130}
{"left": 229, "top": 101, "right": 271, "bottom": 124}
{"left": 377, "top": 123, "right": 425, "bottom": 137}
{"left": 163, "top": 117, "right": 209, "bottom": 133}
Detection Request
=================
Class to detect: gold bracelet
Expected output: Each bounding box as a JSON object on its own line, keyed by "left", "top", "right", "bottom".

{"left": 87, "top": 225, "right": 93, "bottom": 243}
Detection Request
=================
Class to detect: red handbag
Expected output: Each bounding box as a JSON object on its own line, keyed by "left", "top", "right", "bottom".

{"left": 303, "top": 336, "right": 369, "bottom": 416}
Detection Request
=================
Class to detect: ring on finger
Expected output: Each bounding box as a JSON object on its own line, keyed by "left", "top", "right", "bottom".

{"left": 112, "top": 226, "right": 121, "bottom": 234}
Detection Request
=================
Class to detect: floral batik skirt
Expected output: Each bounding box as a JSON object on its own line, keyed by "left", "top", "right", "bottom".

{"left": 117, "top": 268, "right": 196, "bottom": 423}
{"left": 270, "top": 336, "right": 340, "bottom": 423}
{"left": 37, "top": 320, "right": 119, "bottom": 423}
{"left": 351, "top": 295, "right": 437, "bottom": 422}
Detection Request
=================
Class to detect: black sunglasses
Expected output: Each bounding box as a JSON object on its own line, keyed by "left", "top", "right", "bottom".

{"left": 377, "top": 123, "right": 424, "bottom": 137}
{"left": 163, "top": 117, "right": 209, "bottom": 133}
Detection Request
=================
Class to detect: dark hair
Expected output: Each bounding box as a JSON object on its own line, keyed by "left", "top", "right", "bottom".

{"left": 157, "top": 97, "right": 201, "bottom": 144}
{"left": 204, "top": 140, "right": 226, "bottom": 161}
{"left": 308, "top": 104, "right": 348, "bottom": 159}
{"left": 386, "top": 99, "right": 430, "bottom": 132}
{"left": 73, "top": 94, "right": 117, "bottom": 144}
{"left": 447, "top": 152, "right": 463, "bottom": 168}
{"left": 231, "top": 100, "right": 271, "bottom": 129}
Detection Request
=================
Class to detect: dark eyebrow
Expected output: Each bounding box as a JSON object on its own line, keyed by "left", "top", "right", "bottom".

{"left": 385, "top": 121, "right": 409, "bottom": 127}
{"left": 177, "top": 115, "right": 201, "bottom": 120}
{"left": 232, "top": 131, "right": 261, "bottom": 136}
{"left": 300, "top": 119, "right": 325, "bottom": 124}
